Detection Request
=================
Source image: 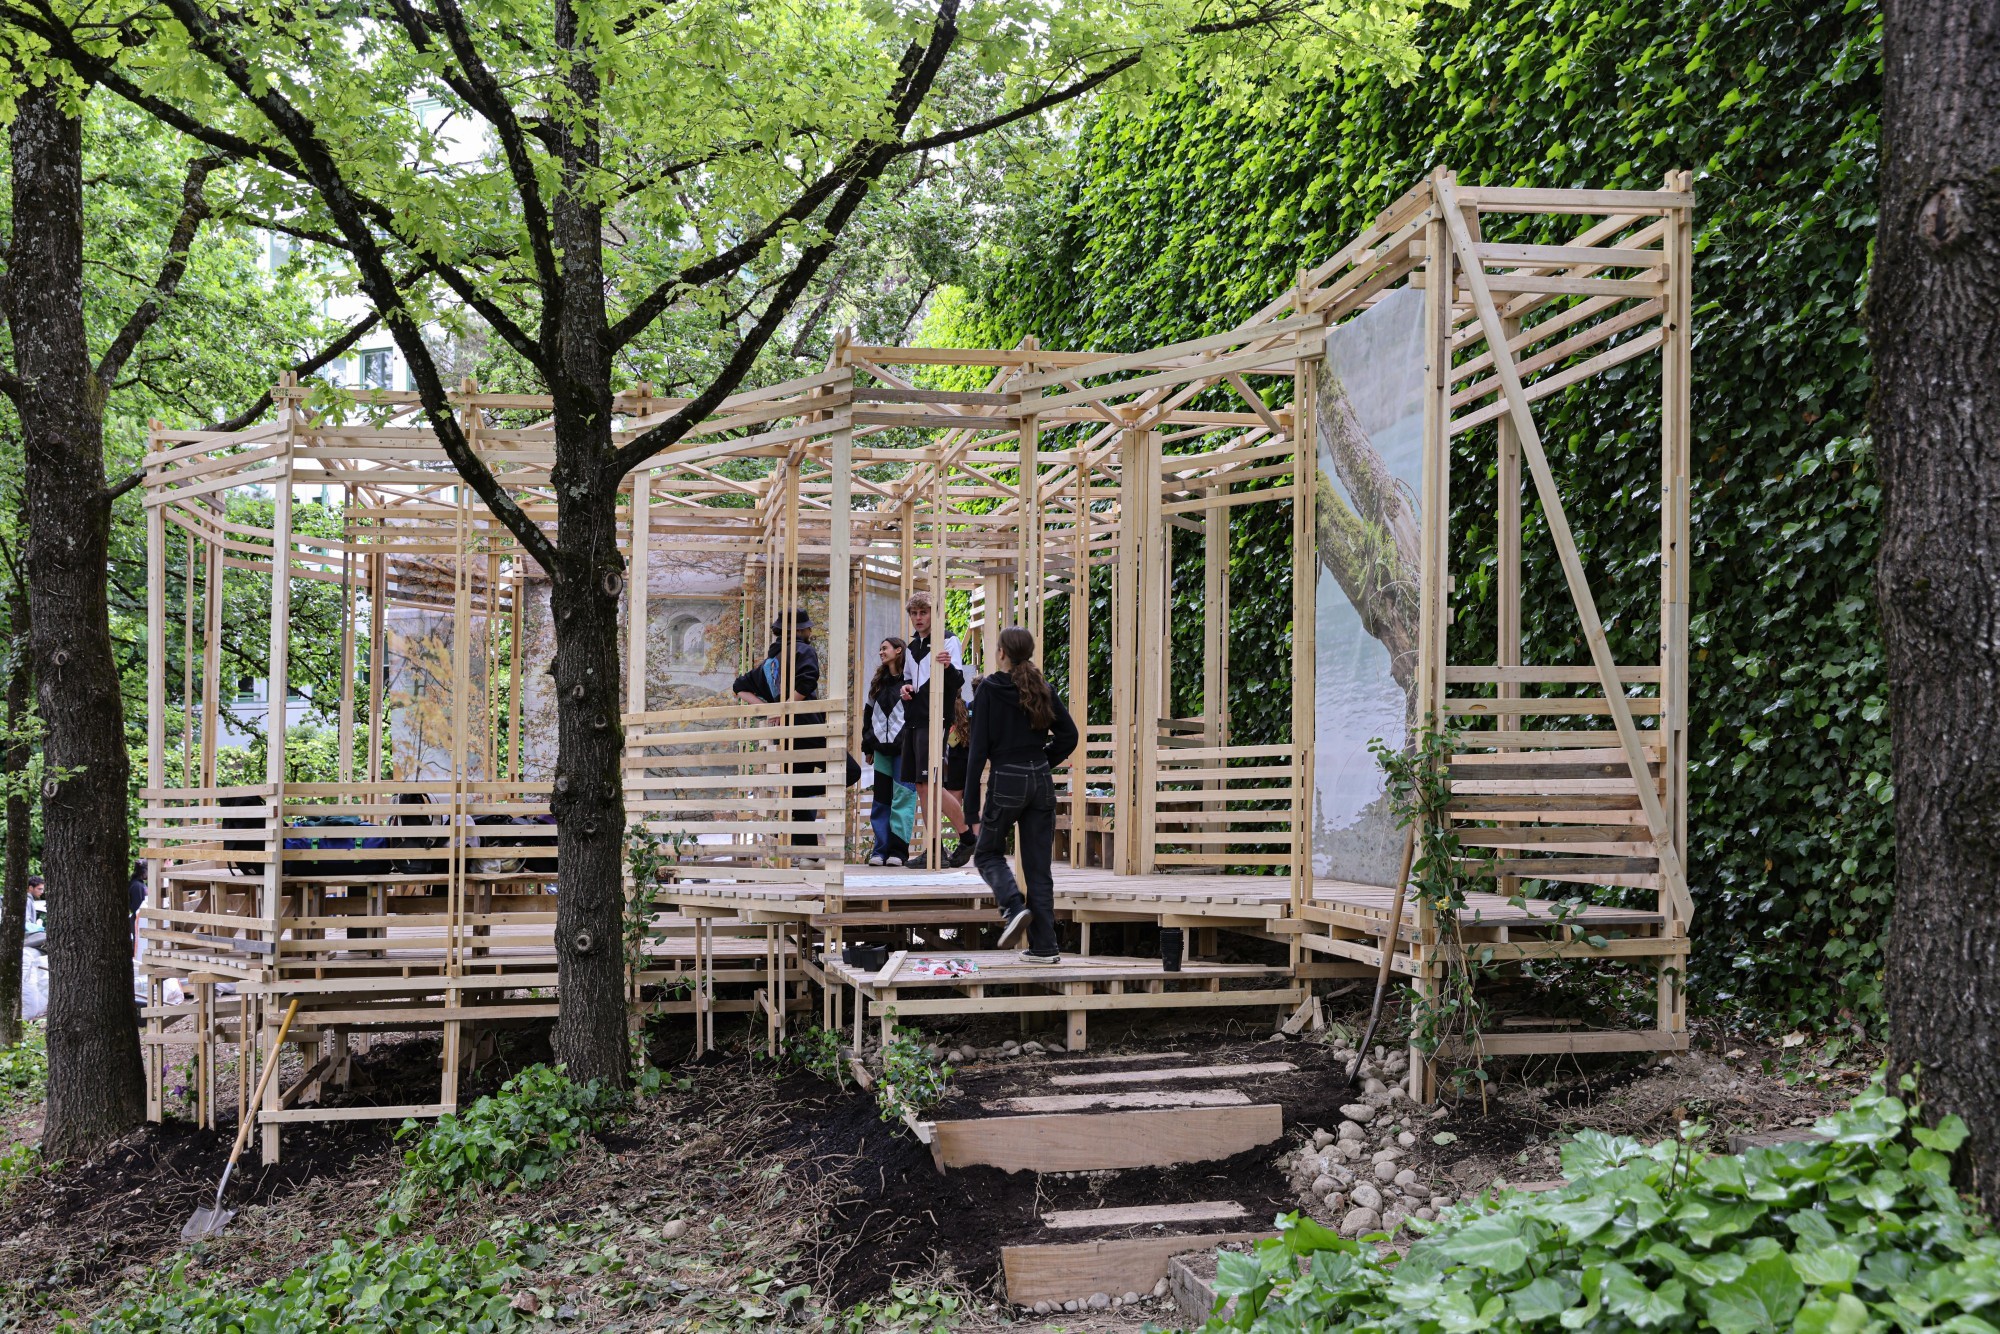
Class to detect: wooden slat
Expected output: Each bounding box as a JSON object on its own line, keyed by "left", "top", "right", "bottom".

{"left": 1001, "top": 1233, "right": 1273, "bottom": 1306}
{"left": 932, "top": 1104, "right": 1282, "bottom": 1172}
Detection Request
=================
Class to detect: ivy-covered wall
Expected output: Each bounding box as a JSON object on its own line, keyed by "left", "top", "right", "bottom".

{"left": 943, "top": 0, "right": 1886, "bottom": 1027}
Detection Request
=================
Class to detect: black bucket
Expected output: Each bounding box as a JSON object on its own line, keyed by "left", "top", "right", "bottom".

{"left": 1159, "top": 927, "right": 1184, "bottom": 973}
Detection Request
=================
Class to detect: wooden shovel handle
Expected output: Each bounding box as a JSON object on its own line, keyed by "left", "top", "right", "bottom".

{"left": 228, "top": 997, "right": 300, "bottom": 1170}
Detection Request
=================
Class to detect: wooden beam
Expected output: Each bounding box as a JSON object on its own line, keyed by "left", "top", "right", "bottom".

{"left": 932, "top": 1103, "right": 1282, "bottom": 1172}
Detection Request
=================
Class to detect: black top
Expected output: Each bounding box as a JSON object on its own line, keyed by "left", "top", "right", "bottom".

{"left": 861, "top": 671, "right": 906, "bottom": 759}
{"left": 734, "top": 639, "right": 825, "bottom": 734}
{"left": 902, "top": 631, "right": 963, "bottom": 731}
{"left": 961, "top": 670, "right": 1079, "bottom": 816}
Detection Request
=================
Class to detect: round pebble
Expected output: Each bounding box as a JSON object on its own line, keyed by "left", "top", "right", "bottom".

{"left": 1340, "top": 1103, "right": 1376, "bottom": 1123}
{"left": 1023, "top": 1041, "right": 1045, "bottom": 1054}
{"left": 1034, "top": 1301, "right": 1053, "bottom": 1315}
{"left": 1394, "top": 1168, "right": 1418, "bottom": 1188}
{"left": 1123, "top": 1292, "right": 1141, "bottom": 1305}
{"left": 1063, "top": 1299, "right": 1079, "bottom": 1312}
{"left": 1351, "top": 1182, "right": 1382, "bottom": 1211}
{"left": 1340, "top": 1206, "right": 1380, "bottom": 1237}
{"left": 1088, "top": 1292, "right": 1111, "bottom": 1311}
{"left": 1398, "top": 1131, "right": 1417, "bottom": 1147}
{"left": 1373, "top": 1147, "right": 1403, "bottom": 1163}
{"left": 1337, "top": 1120, "right": 1365, "bottom": 1142}
{"left": 1312, "top": 1173, "right": 1339, "bottom": 1197}
{"left": 662, "top": 1219, "right": 687, "bottom": 1241}
{"left": 1416, "top": 1208, "right": 1436, "bottom": 1222}
{"left": 1374, "top": 1160, "right": 1399, "bottom": 1183}
{"left": 1383, "top": 1210, "right": 1407, "bottom": 1235}
{"left": 1432, "top": 1194, "right": 1455, "bottom": 1209}
{"left": 1153, "top": 1279, "right": 1169, "bottom": 1298}
{"left": 1311, "top": 1129, "right": 1334, "bottom": 1150}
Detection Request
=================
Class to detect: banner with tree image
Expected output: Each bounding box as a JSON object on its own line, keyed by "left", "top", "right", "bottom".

{"left": 1312, "top": 287, "right": 1426, "bottom": 885}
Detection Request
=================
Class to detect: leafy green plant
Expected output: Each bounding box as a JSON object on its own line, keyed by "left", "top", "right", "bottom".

{"left": 0, "top": 1021, "right": 48, "bottom": 1111}
{"left": 393, "top": 1064, "right": 619, "bottom": 1205}
{"left": 1203, "top": 1075, "right": 1993, "bottom": 1334}
{"left": 826, "top": 1283, "right": 963, "bottom": 1334}
{"left": 783, "top": 1024, "right": 849, "bottom": 1087}
{"left": 69, "top": 1233, "right": 533, "bottom": 1333}
{"left": 1372, "top": 720, "right": 1493, "bottom": 1090}
{"left": 0, "top": 1138, "right": 42, "bottom": 1190}
{"left": 876, "top": 1025, "right": 952, "bottom": 1128}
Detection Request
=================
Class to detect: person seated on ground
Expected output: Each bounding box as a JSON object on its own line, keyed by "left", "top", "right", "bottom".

{"left": 962, "top": 627, "right": 1078, "bottom": 965}
{"left": 898, "top": 592, "right": 975, "bottom": 869}
{"left": 734, "top": 608, "right": 827, "bottom": 849}
{"left": 861, "top": 637, "right": 913, "bottom": 866}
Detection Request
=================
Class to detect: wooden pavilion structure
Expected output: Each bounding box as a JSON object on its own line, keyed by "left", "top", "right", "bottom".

{"left": 139, "top": 169, "right": 1693, "bottom": 1156}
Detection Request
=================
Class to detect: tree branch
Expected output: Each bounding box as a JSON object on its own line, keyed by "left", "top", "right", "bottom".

{"left": 153, "top": 0, "right": 559, "bottom": 574}
{"left": 895, "top": 53, "right": 1141, "bottom": 155}
{"left": 607, "top": 0, "right": 961, "bottom": 476}
{"left": 96, "top": 154, "right": 215, "bottom": 389}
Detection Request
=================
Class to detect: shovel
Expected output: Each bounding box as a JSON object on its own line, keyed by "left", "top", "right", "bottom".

{"left": 182, "top": 996, "right": 299, "bottom": 1241}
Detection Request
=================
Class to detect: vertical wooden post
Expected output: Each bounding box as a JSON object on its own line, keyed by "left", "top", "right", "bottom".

{"left": 338, "top": 546, "right": 356, "bottom": 788}
{"left": 1019, "top": 407, "right": 1042, "bottom": 643}
{"left": 1496, "top": 298, "right": 1521, "bottom": 907}
{"left": 1110, "top": 419, "right": 1141, "bottom": 875}
{"left": 367, "top": 550, "right": 386, "bottom": 783}
{"left": 180, "top": 515, "right": 194, "bottom": 789}
{"left": 1290, "top": 336, "right": 1320, "bottom": 937}
{"left": 144, "top": 427, "right": 168, "bottom": 1120}
{"left": 926, "top": 464, "right": 947, "bottom": 870}
{"left": 1068, "top": 452, "right": 1090, "bottom": 865}
{"left": 1204, "top": 494, "right": 1227, "bottom": 749}
{"left": 1409, "top": 176, "right": 1456, "bottom": 1104}
{"left": 200, "top": 524, "right": 223, "bottom": 787}
{"left": 626, "top": 467, "right": 652, "bottom": 716}
{"left": 260, "top": 379, "right": 298, "bottom": 1163}
{"left": 1659, "top": 170, "right": 1695, "bottom": 1039}
{"left": 1132, "top": 424, "right": 1164, "bottom": 875}
{"left": 828, "top": 376, "right": 854, "bottom": 901}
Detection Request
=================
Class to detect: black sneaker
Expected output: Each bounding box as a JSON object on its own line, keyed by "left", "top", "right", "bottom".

{"left": 947, "top": 839, "right": 975, "bottom": 869}
{"left": 905, "top": 853, "right": 927, "bottom": 870}
{"left": 1020, "top": 950, "right": 1061, "bottom": 966}
{"left": 997, "top": 910, "right": 1030, "bottom": 949}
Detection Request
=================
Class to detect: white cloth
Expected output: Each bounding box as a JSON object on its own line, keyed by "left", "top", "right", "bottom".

{"left": 906, "top": 634, "right": 974, "bottom": 704}
{"left": 21, "top": 948, "right": 45, "bottom": 1020}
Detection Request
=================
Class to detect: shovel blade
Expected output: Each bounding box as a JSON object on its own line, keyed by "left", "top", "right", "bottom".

{"left": 181, "top": 1205, "right": 234, "bottom": 1242}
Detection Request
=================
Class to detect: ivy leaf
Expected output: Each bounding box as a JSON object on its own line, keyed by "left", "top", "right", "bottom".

{"left": 1673, "top": 1196, "right": 1768, "bottom": 1246}
{"left": 1603, "top": 1264, "right": 1687, "bottom": 1327}
{"left": 1446, "top": 1217, "right": 1534, "bottom": 1276}
{"left": 1213, "top": 1248, "right": 1268, "bottom": 1299}
{"left": 1509, "top": 1275, "right": 1579, "bottom": 1323}
{"left": 1792, "top": 1243, "right": 1862, "bottom": 1287}
{"left": 1700, "top": 1253, "right": 1806, "bottom": 1334}
{"left": 1795, "top": 1293, "right": 1872, "bottom": 1334}
{"left": 1914, "top": 1117, "right": 1970, "bottom": 1153}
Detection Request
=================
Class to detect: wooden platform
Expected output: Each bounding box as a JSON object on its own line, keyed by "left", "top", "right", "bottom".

{"left": 818, "top": 948, "right": 1303, "bottom": 1051}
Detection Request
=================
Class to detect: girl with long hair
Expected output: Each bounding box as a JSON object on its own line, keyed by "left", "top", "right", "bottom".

{"left": 962, "top": 627, "right": 1078, "bottom": 962}
{"left": 861, "top": 637, "right": 914, "bottom": 865}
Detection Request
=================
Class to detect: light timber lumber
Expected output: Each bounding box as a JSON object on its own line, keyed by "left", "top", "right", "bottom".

{"left": 1043, "top": 1201, "right": 1247, "bottom": 1230}
{"left": 1001, "top": 1233, "right": 1273, "bottom": 1306}
{"left": 933, "top": 1104, "right": 1282, "bottom": 1172}
{"left": 984, "top": 1089, "right": 1254, "bottom": 1113}
{"left": 1047, "top": 1061, "right": 1293, "bottom": 1087}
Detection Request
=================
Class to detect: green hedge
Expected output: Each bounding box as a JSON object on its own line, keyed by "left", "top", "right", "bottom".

{"left": 940, "top": 0, "right": 1886, "bottom": 1026}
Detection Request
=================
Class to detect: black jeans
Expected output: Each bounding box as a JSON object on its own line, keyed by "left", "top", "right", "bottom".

{"left": 973, "top": 760, "right": 1059, "bottom": 955}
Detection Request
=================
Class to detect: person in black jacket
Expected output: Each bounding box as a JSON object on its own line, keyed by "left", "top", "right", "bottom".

{"left": 860, "top": 637, "right": 912, "bottom": 865}
{"left": 734, "top": 608, "right": 825, "bottom": 849}
{"left": 962, "top": 627, "right": 1078, "bottom": 963}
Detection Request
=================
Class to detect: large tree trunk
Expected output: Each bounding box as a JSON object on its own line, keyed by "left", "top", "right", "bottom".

{"left": 545, "top": 0, "right": 630, "bottom": 1083}
{"left": 1875, "top": 0, "right": 2000, "bottom": 1201}
{"left": 7, "top": 85, "right": 145, "bottom": 1157}
{"left": 0, "top": 586, "right": 32, "bottom": 1047}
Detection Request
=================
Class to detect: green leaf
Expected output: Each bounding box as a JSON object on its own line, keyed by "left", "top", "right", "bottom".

{"left": 1791, "top": 1243, "right": 1862, "bottom": 1287}
{"left": 1510, "top": 1275, "right": 1580, "bottom": 1323}
{"left": 1795, "top": 1293, "right": 1872, "bottom": 1334}
{"left": 1914, "top": 1117, "right": 1970, "bottom": 1153}
{"left": 1212, "top": 1248, "right": 1268, "bottom": 1299}
{"left": 1602, "top": 1264, "right": 1687, "bottom": 1327}
{"left": 1447, "top": 1217, "right": 1534, "bottom": 1276}
{"left": 1700, "top": 1253, "right": 1806, "bottom": 1334}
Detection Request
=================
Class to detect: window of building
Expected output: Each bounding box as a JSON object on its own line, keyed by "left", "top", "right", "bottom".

{"left": 359, "top": 349, "right": 393, "bottom": 389}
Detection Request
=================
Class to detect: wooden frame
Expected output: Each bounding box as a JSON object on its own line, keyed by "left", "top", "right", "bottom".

{"left": 141, "top": 172, "right": 1693, "bottom": 1140}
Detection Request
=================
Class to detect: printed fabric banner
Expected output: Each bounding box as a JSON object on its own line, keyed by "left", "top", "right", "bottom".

{"left": 1312, "top": 287, "right": 1426, "bottom": 885}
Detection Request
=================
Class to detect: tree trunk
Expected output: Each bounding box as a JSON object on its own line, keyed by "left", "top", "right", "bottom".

{"left": 1875, "top": 0, "right": 2000, "bottom": 1201}
{"left": 6, "top": 84, "right": 146, "bottom": 1158}
{"left": 545, "top": 0, "right": 630, "bottom": 1083}
{"left": 0, "top": 586, "right": 32, "bottom": 1047}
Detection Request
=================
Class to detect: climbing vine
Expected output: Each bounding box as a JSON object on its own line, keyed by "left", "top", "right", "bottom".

{"left": 936, "top": 0, "right": 1887, "bottom": 1029}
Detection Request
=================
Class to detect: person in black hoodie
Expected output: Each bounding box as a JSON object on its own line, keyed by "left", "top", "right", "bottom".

{"left": 860, "top": 637, "right": 912, "bottom": 865}
{"left": 962, "top": 627, "right": 1078, "bottom": 963}
{"left": 734, "top": 608, "right": 825, "bottom": 848}
{"left": 899, "top": 591, "right": 974, "bottom": 868}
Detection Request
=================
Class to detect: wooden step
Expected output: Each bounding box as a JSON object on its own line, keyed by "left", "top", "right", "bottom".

{"left": 984, "top": 1089, "right": 1253, "bottom": 1114}
{"left": 1046, "top": 1060, "right": 1294, "bottom": 1087}
{"left": 1043, "top": 1200, "right": 1246, "bottom": 1230}
{"left": 931, "top": 1103, "right": 1282, "bottom": 1173}
{"left": 1002, "top": 1232, "right": 1272, "bottom": 1306}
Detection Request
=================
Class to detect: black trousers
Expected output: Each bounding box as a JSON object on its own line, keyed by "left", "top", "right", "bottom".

{"left": 972, "top": 760, "right": 1059, "bottom": 955}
